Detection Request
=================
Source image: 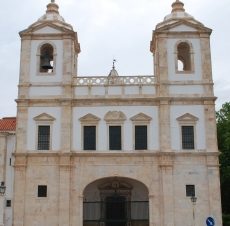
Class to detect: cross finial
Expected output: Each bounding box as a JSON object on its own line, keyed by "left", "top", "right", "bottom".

{"left": 112, "top": 59, "right": 116, "bottom": 69}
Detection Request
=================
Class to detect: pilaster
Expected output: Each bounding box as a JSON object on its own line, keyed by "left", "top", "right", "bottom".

{"left": 62, "top": 36, "right": 73, "bottom": 99}
{"left": 204, "top": 101, "right": 218, "bottom": 152}
{"left": 13, "top": 155, "right": 27, "bottom": 226}
{"left": 159, "top": 155, "right": 174, "bottom": 226}
{"left": 18, "top": 37, "right": 32, "bottom": 99}
{"left": 15, "top": 104, "right": 28, "bottom": 153}
{"left": 58, "top": 156, "right": 71, "bottom": 226}
{"left": 159, "top": 100, "right": 171, "bottom": 151}
{"left": 200, "top": 35, "right": 214, "bottom": 96}
{"left": 61, "top": 101, "right": 72, "bottom": 152}
{"left": 206, "top": 155, "right": 222, "bottom": 226}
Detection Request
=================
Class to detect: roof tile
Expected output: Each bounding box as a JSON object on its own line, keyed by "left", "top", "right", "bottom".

{"left": 0, "top": 117, "right": 16, "bottom": 132}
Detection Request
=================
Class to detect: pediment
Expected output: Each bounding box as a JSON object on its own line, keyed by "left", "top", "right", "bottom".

{"left": 104, "top": 111, "right": 126, "bottom": 122}
{"left": 33, "top": 25, "right": 62, "bottom": 34}
{"left": 156, "top": 20, "right": 212, "bottom": 33}
{"left": 20, "top": 22, "right": 73, "bottom": 36}
{"left": 79, "top": 113, "right": 100, "bottom": 122}
{"left": 176, "top": 113, "right": 198, "bottom": 122}
{"left": 130, "top": 113, "right": 152, "bottom": 122}
{"left": 33, "top": 113, "right": 56, "bottom": 121}
{"left": 169, "top": 24, "right": 197, "bottom": 32}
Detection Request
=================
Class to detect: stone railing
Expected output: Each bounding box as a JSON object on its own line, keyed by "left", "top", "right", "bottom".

{"left": 75, "top": 75, "right": 155, "bottom": 86}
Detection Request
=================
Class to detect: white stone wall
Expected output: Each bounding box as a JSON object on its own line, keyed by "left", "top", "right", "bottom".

{"left": 170, "top": 105, "right": 206, "bottom": 150}
{"left": 27, "top": 107, "right": 62, "bottom": 151}
{"left": 73, "top": 106, "right": 159, "bottom": 151}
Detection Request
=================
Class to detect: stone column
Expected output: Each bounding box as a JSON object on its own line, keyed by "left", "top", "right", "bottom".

{"left": 12, "top": 155, "right": 27, "bottom": 226}
{"left": 58, "top": 156, "right": 71, "bottom": 226}
{"left": 159, "top": 155, "right": 174, "bottom": 226}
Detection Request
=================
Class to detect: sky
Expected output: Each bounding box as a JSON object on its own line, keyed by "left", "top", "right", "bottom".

{"left": 0, "top": 0, "right": 229, "bottom": 118}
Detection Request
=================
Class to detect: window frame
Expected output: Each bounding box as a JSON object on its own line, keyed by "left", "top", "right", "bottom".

{"left": 79, "top": 113, "right": 100, "bottom": 151}
{"left": 134, "top": 124, "right": 148, "bottom": 150}
{"left": 82, "top": 125, "right": 97, "bottom": 151}
{"left": 37, "top": 185, "right": 48, "bottom": 198}
{"left": 181, "top": 125, "right": 195, "bottom": 150}
{"left": 104, "top": 111, "right": 126, "bottom": 151}
{"left": 37, "top": 125, "right": 51, "bottom": 151}
{"left": 177, "top": 113, "right": 198, "bottom": 151}
{"left": 33, "top": 113, "right": 55, "bottom": 151}
{"left": 130, "top": 113, "right": 152, "bottom": 151}
{"left": 108, "top": 124, "right": 123, "bottom": 151}
{"left": 186, "top": 184, "right": 195, "bottom": 197}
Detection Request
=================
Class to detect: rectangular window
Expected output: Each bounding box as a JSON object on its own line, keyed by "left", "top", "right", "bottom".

{"left": 135, "top": 125, "right": 147, "bottom": 150}
{"left": 186, "top": 185, "right": 195, "bottom": 197}
{"left": 182, "top": 126, "right": 194, "bottom": 149}
{"left": 109, "top": 126, "right": 121, "bottom": 150}
{"left": 38, "top": 185, "right": 47, "bottom": 197}
{"left": 6, "top": 200, "right": 11, "bottom": 207}
{"left": 38, "top": 125, "right": 50, "bottom": 150}
{"left": 83, "top": 126, "right": 96, "bottom": 150}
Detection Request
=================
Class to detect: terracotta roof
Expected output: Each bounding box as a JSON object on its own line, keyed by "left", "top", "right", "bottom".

{"left": 0, "top": 117, "right": 16, "bottom": 132}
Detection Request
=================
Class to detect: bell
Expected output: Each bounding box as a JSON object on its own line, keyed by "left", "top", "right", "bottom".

{"left": 41, "top": 54, "right": 53, "bottom": 70}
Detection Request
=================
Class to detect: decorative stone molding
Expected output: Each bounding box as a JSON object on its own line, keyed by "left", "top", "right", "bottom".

{"left": 130, "top": 113, "right": 152, "bottom": 122}
{"left": 79, "top": 113, "right": 100, "bottom": 123}
{"left": 176, "top": 113, "right": 198, "bottom": 123}
{"left": 33, "top": 113, "right": 56, "bottom": 122}
{"left": 104, "top": 111, "right": 126, "bottom": 122}
{"left": 158, "top": 155, "right": 174, "bottom": 167}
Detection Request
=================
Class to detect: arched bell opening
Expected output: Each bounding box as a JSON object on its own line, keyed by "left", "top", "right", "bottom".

{"left": 40, "top": 43, "right": 54, "bottom": 73}
{"left": 177, "top": 42, "right": 192, "bottom": 72}
{"left": 83, "top": 177, "right": 149, "bottom": 226}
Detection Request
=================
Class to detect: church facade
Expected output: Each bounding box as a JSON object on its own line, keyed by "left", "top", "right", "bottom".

{"left": 8, "top": 0, "right": 223, "bottom": 226}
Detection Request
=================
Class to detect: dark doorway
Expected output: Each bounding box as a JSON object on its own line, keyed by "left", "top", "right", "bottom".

{"left": 105, "top": 195, "right": 127, "bottom": 226}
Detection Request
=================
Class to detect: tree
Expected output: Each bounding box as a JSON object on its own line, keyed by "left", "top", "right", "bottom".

{"left": 216, "top": 102, "right": 230, "bottom": 224}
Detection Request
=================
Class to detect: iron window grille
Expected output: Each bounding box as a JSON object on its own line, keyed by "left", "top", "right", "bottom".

{"left": 38, "top": 125, "right": 50, "bottom": 150}
{"left": 182, "top": 126, "right": 194, "bottom": 149}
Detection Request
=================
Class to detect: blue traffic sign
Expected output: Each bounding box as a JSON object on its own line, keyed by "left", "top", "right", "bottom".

{"left": 206, "top": 217, "right": 215, "bottom": 226}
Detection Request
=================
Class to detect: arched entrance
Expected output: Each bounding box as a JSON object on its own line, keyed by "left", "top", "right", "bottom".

{"left": 83, "top": 177, "right": 149, "bottom": 226}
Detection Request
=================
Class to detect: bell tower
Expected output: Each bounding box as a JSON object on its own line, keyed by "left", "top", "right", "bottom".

{"left": 18, "top": 0, "right": 80, "bottom": 100}
{"left": 14, "top": 3, "right": 80, "bottom": 225}
{"left": 150, "top": 0, "right": 213, "bottom": 96}
{"left": 150, "top": 0, "right": 217, "bottom": 152}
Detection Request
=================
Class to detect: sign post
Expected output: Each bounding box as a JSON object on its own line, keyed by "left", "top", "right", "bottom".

{"left": 206, "top": 217, "right": 215, "bottom": 226}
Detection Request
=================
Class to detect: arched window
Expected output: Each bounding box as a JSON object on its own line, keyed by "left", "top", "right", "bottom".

{"left": 177, "top": 42, "right": 192, "bottom": 72}
{"left": 40, "top": 44, "right": 54, "bottom": 73}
